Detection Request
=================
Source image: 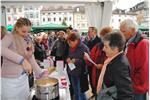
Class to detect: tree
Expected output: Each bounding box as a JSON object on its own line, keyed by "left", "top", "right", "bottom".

{"left": 62, "top": 19, "right": 67, "bottom": 26}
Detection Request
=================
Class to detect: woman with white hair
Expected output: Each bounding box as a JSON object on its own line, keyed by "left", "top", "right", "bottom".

{"left": 120, "top": 19, "right": 149, "bottom": 100}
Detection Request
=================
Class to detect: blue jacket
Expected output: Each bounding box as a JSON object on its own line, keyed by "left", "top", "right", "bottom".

{"left": 67, "top": 41, "right": 89, "bottom": 92}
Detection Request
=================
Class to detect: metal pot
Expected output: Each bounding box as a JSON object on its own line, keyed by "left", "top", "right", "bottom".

{"left": 35, "top": 77, "right": 59, "bottom": 100}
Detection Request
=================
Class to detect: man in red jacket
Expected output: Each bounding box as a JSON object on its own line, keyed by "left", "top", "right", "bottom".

{"left": 120, "top": 19, "right": 149, "bottom": 100}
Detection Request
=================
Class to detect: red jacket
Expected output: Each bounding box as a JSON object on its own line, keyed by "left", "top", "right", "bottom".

{"left": 89, "top": 43, "right": 107, "bottom": 88}
{"left": 126, "top": 33, "right": 149, "bottom": 94}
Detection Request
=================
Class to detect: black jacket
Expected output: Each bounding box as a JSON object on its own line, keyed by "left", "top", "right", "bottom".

{"left": 34, "top": 42, "right": 46, "bottom": 62}
{"left": 51, "top": 38, "right": 68, "bottom": 58}
{"left": 103, "top": 53, "right": 134, "bottom": 100}
{"left": 87, "top": 36, "right": 101, "bottom": 50}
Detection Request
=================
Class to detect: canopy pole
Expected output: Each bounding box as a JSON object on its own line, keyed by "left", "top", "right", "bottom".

{"left": 1, "top": 5, "right": 7, "bottom": 27}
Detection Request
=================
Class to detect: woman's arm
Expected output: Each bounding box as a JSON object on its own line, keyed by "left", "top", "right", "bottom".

{"left": 2, "top": 34, "right": 24, "bottom": 64}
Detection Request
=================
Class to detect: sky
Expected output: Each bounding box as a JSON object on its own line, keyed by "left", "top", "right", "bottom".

{"left": 114, "top": 0, "right": 145, "bottom": 10}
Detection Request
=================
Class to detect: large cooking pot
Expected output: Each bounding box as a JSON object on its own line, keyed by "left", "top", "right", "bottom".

{"left": 35, "top": 77, "right": 59, "bottom": 100}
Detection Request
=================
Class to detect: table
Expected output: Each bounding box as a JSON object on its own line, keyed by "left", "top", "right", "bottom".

{"left": 29, "top": 69, "right": 71, "bottom": 100}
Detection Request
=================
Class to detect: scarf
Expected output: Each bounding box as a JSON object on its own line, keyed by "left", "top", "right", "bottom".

{"left": 13, "top": 31, "right": 34, "bottom": 60}
{"left": 70, "top": 40, "right": 80, "bottom": 52}
{"left": 97, "top": 51, "right": 123, "bottom": 94}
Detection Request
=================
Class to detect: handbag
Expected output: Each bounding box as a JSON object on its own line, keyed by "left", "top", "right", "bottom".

{"left": 97, "top": 84, "right": 117, "bottom": 100}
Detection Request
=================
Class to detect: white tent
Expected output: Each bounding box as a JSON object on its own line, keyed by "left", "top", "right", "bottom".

{"left": 1, "top": 0, "right": 113, "bottom": 33}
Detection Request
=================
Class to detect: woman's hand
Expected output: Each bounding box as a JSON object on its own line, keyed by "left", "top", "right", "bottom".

{"left": 97, "top": 64, "right": 103, "bottom": 70}
{"left": 22, "top": 59, "right": 33, "bottom": 75}
{"left": 36, "top": 69, "right": 49, "bottom": 79}
{"left": 67, "top": 58, "right": 75, "bottom": 63}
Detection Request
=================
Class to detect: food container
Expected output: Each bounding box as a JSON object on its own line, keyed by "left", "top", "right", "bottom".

{"left": 35, "top": 77, "right": 59, "bottom": 100}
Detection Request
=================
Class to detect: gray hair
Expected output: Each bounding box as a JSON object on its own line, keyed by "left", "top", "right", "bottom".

{"left": 120, "top": 19, "right": 138, "bottom": 32}
{"left": 102, "top": 32, "right": 125, "bottom": 51}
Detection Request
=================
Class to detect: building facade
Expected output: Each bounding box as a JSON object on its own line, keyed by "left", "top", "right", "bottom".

{"left": 40, "top": 6, "right": 74, "bottom": 27}
{"left": 24, "top": 6, "right": 42, "bottom": 25}
{"left": 6, "top": 5, "right": 24, "bottom": 26}
{"left": 5, "top": 1, "right": 147, "bottom": 32}
{"left": 110, "top": 8, "right": 137, "bottom": 29}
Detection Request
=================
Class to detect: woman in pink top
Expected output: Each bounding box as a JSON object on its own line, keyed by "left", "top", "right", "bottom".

{"left": 1, "top": 18, "right": 48, "bottom": 100}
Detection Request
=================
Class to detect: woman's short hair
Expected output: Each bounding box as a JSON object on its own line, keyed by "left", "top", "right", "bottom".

{"left": 102, "top": 32, "right": 125, "bottom": 51}
{"left": 67, "top": 31, "right": 80, "bottom": 41}
{"left": 99, "top": 26, "right": 113, "bottom": 37}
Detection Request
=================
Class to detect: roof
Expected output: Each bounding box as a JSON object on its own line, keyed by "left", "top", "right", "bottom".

{"left": 32, "top": 23, "right": 68, "bottom": 30}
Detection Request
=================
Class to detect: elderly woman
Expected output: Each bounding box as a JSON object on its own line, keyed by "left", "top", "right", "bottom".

{"left": 34, "top": 34, "right": 46, "bottom": 62}
{"left": 1, "top": 18, "right": 48, "bottom": 100}
{"left": 97, "top": 32, "right": 133, "bottom": 100}
{"left": 66, "top": 32, "right": 89, "bottom": 100}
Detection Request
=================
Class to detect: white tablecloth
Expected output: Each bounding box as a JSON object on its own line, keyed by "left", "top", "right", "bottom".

{"left": 29, "top": 68, "right": 71, "bottom": 100}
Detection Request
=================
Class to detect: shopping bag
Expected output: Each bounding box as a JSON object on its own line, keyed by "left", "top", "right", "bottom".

{"left": 97, "top": 84, "right": 117, "bottom": 100}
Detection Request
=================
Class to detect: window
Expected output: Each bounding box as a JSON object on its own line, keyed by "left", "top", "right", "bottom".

{"left": 24, "top": 8, "right": 28, "bottom": 10}
{"left": 53, "top": 12, "right": 56, "bottom": 14}
{"left": 59, "top": 17, "right": 61, "bottom": 21}
{"left": 36, "top": 13, "right": 38, "bottom": 18}
{"left": 48, "top": 18, "right": 51, "bottom": 21}
{"left": 7, "top": 8, "right": 10, "bottom": 12}
{"left": 43, "top": 18, "right": 45, "bottom": 22}
{"left": 30, "top": 14, "right": 33, "bottom": 18}
{"left": 77, "top": 15, "right": 81, "bottom": 20}
{"left": 18, "top": 8, "right": 22, "bottom": 12}
{"left": 30, "top": 6, "right": 33, "bottom": 10}
{"left": 13, "top": 8, "right": 16, "bottom": 13}
{"left": 69, "top": 17, "right": 72, "bottom": 21}
{"left": 54, "top": 17, "right": 56, "bottom": 21}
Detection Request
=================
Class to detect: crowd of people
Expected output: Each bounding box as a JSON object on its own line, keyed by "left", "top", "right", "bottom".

{"left": 1, "top": 17, "right": 149, "bottom": 100}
